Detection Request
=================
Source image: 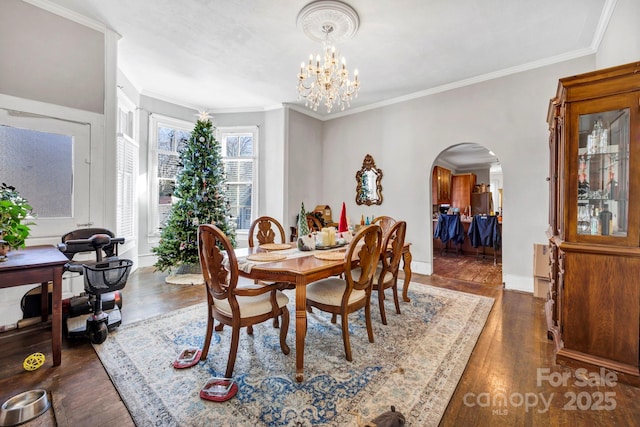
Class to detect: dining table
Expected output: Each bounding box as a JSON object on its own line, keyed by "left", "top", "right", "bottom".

{"left": 235, "top": 241, "right": 412, "bottom": 382}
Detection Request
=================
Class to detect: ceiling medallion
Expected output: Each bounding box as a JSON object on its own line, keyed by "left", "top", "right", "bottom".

{"left": 296, "top": 0, "right": 361, "bottom": 113}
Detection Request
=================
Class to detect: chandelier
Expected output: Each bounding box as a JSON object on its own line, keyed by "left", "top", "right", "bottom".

{"left": 296, "top": 1, "right": 361, "bottom": 113}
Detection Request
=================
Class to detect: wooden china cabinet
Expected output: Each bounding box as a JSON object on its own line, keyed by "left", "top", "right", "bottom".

{"left": 432, "top": 166, "right": 452, "bottom": 205}
{"left": 546, "top": 61, "right": 640, "bottom": 382}
{"left": 451, "top": 173, "right": 476, "bottom": 210}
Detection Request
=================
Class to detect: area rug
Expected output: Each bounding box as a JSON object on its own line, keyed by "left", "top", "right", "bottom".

{"left": 93, "top": 283, "right": 493, "bottom": 426}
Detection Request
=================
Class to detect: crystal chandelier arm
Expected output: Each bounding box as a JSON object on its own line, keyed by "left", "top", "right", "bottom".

{"left": 295, "top": 1, "right": 361, "bottom": 113}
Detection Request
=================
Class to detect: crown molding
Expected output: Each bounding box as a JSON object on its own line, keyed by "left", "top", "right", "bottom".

{"left": 324, "top": 47, "right": 597, "bottom": 121}
{"left": 23, "top": 0, "right": 120, "bottom": 37}
{"left": 590, "top": 0, "right": 617, "bottom": 50}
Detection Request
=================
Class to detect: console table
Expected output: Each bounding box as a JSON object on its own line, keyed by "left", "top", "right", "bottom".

{"left": 0, "top": 245, "right": 68, "bottom": 366}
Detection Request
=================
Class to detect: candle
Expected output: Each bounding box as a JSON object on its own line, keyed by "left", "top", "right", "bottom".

{"left": 316, "top": 231, "right": 328, "bottom": 247}
{"left": 328, "top": 227, "right": 336, "bottom": 246}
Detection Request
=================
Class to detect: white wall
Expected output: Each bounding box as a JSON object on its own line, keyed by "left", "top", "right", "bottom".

{"left": 596, "top": 0, "right": 640, "bottom": 68}
{"left": 0, "top": 0, "right": 105, "bottom": 114}
{"left": 322, "top": 56, "right": 596, "bottom": 291}
{"left": 286, "top": 109, "right": 324, "bottom": 232}
{"left": 264, "top": 108, "right": 286, "bottom": 223}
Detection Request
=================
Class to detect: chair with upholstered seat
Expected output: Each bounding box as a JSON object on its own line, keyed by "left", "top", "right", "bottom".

{"left": 289, "top": 213, "right": 324, "bottom": 242}
{"left": 247, "top": 215, "right": 295, "bottom": 313}
{"left": 373, "top": 220, "right": 407, "bottom": 325}
{"left": 197, "top": 224, "right": 290, "bottom": 378}
{"left": 372, "top": 215, "right": 397, "bottom": 239}
{"left": 306, "top": 214, "right": 323, "bottom": 233}
{"left": 305, "top": 224, "right": 382, "bottom": 361}
{"left": 248, "top": 216, "right": 287, "bottom": 248}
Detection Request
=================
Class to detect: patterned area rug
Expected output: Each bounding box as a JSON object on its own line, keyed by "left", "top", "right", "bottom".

{"left": 94, "top": 283, "right": 493, "bottom": 426}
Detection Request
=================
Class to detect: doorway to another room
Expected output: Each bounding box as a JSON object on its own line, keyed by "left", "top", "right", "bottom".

{"left": 431, "top": 143, "right": 503, "bottom": 287}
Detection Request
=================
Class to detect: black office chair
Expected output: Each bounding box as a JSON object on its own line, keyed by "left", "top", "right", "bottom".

{"left": 433, "top": 214, "right": 465, "bottom": 256}
{"left": 468, "top": 215, "right": 502, "bottom": 265}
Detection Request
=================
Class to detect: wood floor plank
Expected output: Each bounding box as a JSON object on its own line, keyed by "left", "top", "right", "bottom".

{"left": 0, "top": 262, "right": 638, "bottom": 426}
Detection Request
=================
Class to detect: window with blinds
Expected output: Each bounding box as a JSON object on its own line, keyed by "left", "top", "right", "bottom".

{"left": 219, "top": 127, "right": 258, "bottom": 231}
{"left": 116, "top": 94, "right": 138, "bottom": 241}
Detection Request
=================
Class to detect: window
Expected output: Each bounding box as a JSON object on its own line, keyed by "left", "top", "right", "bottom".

{"left": 148, "top": 114, "right": 192, "bottom": 235}
{"left": 218, "top": 127, "right": 258, "bottom": 231}
{"left": 116, "top": 92, "right": 138, "bottom": 241}
{"left": 0, "top": 107, "right": 91, "bottom": 239}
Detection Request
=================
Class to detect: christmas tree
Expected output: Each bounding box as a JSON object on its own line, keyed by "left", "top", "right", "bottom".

{"left": 153, "top": 113, "right": 236, "bottom": 272}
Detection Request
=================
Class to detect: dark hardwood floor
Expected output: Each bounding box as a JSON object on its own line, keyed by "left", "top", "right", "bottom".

{"left": 1, "top": 264, "right": 638, "bottom": 426}
{"left": 432, "top": 252, "right": 503, "bottom": 287}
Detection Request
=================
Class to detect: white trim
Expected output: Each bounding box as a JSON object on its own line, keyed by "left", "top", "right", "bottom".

{"left": 147, "top": 113, "right": 194, "bottom": 237}
{"left": 23, "top": 0, "right": 119, "bottom": 36}
{"left": 116, "top": 90, "right": 139, "bottom": 248}
{"left": 284, "top": 103, "right": 325, "bottom": 121}
{"left": 0, "top": 94, "right": 104, "bottom": 239}
{"left": 216, "top": 126, "right": 260, "bottom": 232}
{"left": 411, "top": 260, "right": 432, "bottom": 276}
{"left": 325, "top": 48, "right": 597, "bottom": 121}
{"left": 140, "top": 90, "right": 203, "bottom": 113}
{"left": 140, "top": 89, "right": 286, "bottom": 116}
{"left": 103, "top": 27, "right": 120, "bottom": 231}
{"left": 0, "top": 93, "right": 103, "bottom": 124}
{"left": 503, "top": 273, "right": 534, "bottom": 293}
{"left": 591, "top": 0, "right": 618, "bottom": 51}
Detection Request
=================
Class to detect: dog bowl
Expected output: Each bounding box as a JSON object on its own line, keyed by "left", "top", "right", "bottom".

{"left": 0, "top": 389, "right": 50, "bottom": 426}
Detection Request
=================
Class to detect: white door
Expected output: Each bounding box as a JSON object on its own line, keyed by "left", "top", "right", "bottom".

{"left": 0, "top": 109, "right": 91, "bottom": 242}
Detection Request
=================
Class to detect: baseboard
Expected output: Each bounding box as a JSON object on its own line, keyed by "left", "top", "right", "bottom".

{"left": 502, "top": 273, "right": 533, "bottom": 293}
{"left": 411, "top": 260, "right": 432, "bottom": 276}
{"left": 138, "top": 253, "right": 157, "bottom": 268}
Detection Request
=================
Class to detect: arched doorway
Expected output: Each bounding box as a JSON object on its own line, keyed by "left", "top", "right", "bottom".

{"left": 431, "top": 143, "right": 503, "bottom": 286}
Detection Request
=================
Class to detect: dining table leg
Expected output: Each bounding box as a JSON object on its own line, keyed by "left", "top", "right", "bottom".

{"left": 52, "top": 265, "right": 63, "bottom": 366}
{"left": 295, "top": 278, "right": 307, "bottom": 382}
{"left": 401, "top": 249, "right": 413, "bottom": 302}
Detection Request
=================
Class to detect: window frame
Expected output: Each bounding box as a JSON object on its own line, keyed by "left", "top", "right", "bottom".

{"left": 217, "top": 126, "right": 259, "bottom": 233}
{"left": 147, "top": 113, "right": 193, "bottom": 236}
{"left": 116, "top": 90, "right": 138, "bottom": 244}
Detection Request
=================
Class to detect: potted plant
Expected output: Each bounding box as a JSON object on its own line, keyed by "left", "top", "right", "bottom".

{"left": 0, "top": 182, "right": 35, "bottom": 255}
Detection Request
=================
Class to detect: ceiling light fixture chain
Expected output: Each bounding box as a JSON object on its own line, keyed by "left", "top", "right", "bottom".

{"left": 296, "top": 0, "right": 361, "bottom": 113}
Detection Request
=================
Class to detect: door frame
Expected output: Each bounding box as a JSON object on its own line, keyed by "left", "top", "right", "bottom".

{"left": 0, "top": 93, "right": 108, "bottom": 246}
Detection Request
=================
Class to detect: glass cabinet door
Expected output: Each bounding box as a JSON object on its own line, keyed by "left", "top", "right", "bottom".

{"left": 576, "top": 108, "right": 629, "bottom": 237}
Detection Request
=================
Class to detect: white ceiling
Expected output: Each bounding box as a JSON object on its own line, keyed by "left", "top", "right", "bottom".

{"left": 41, "top": 0, "right": 610, "bottom": 169}
{"left": 437, "top": 143, "right": 500, "bottom": 172}
{"left": 43, "top": 0, "right": 609, "bottom": 118}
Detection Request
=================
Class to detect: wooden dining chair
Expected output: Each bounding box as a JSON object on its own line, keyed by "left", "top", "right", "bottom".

{"left": 248, "top": 216, "right": 287, "bottom": 248}
{"left": 289, "top": 214, "right": 324, "bottom": 242}
{"left": 372, "top": 215, "right": 397, "bottom": 239}
{"left": 197, "top": 224, "right": 290, "bottom": 378}
{"left": 305, "top": 224, "right": 383, "bottom": 361}
{"left": 306, "top": 214, "right": 323, "bottom": 233}
{"left": 247, "top": 215, "right": 295, "bottom": 311}
{"left": 373, "top": 220, "right": 407, "bottom": 325}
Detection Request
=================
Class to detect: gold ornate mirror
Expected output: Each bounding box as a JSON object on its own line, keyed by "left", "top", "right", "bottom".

{"left": 355, "top": 154, "right": 383, "bottom": 205}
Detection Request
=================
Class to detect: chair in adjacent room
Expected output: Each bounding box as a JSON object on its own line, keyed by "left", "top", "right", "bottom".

{"left": 248, "top": 216, "right": 287, "bottom": 248}
{"left": 468, "top": 214, "right": 502, "bottom": 265}
{"left": 305, "top": 224, "right": 383, "bottom": 361}
{"left": 373, "top": 220, "right": 407, "bottom": 325}
{"left": 433, "top": 213, "right": 465, "bottom": 255}
{"left": 197, "top": 224, "right": 290, "bottom": 378}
